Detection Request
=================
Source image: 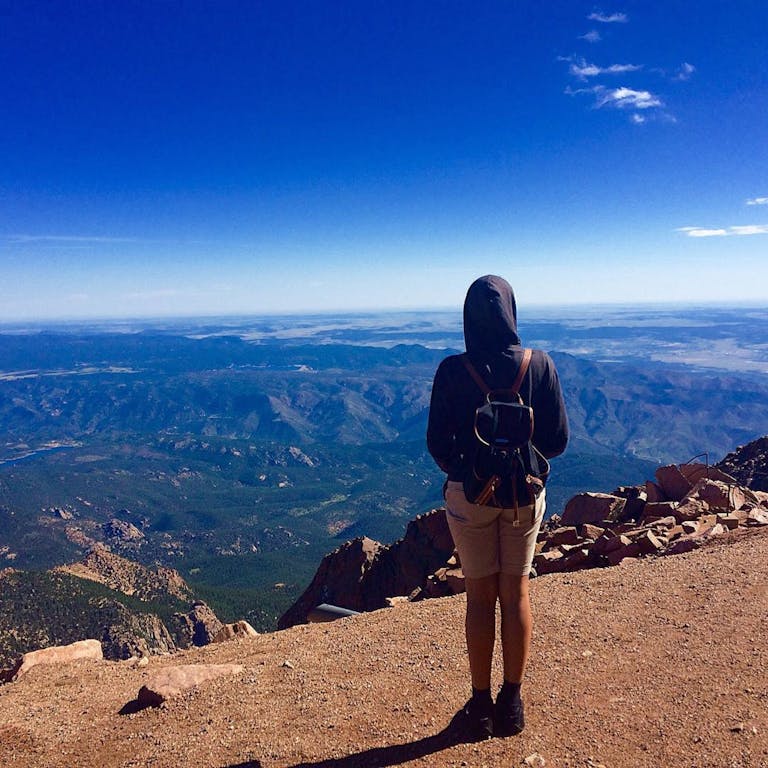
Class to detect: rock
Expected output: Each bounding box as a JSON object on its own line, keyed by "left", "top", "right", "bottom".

{"left": 663, "top": 523, "right": 726, "bottom": 556}
{"left": 681, "top": 520, "right": 699, "bottom": 534}
{"left": 611, "top": 485, "right": 648, "bottom": 521}
{"left": 533, "top": 550, "right": 565, "bottom": 575}
{"left": 171, "top": 602, "right": 224, "bottom": 648}
{"left": 563, "top": 547, "right": 592, "bottom": 570}
{"left": 688, "top": 479, "right": 746, "bottom": 512}
{"left": 103, "top": 518, "right": 144, "bottom": 542}
{"left": 443, "top": 568, "right": 466, "bottom": 594}
{"left": 641, "top": 501, "right": 679, "bottom": 522}
{"left": 561, "top": 493, "right": 626, "bottom": 526}
{"left": 717, "top": 436, "right": 768, "bottom": 492}
{"left": 642, "top": 515, "right": 677, "bottom": 530}
{"left": 606, "top": 541, "right": 642, "bottom": 566}
{"left": 593, "top": 533, "right": 630, "bottom": 557}
{"left": 580, "top": 523, "right": 605, "bottom": 541}
{"left": 636, "top": 530, "right": 664, "bottom": 555}
{"left": 385, "top": 596, "right": 410, "bottom": 607}
{"left": 2, "top": 639, "right": 103, "bottom": 682}
{"left": 211, "top": 621, "right": 259, "bottom": 643}
{"left": 645, "top": 480, "right": 666, "bottom": 503}
{"left": 678, "top": 462, "right": 737, "bottom": 486}
{"left": 548, "top": 526, "right": 581, "bottom": 546}
{"left": 716, "top": 513, "right": 741, "bottom": 530}
{"left": 655, "top": 465, "right": 693, "bottom": 501}
{"left": 135, "top": 664, "right": 244, "bottom": 708}
{"left": 524, "top": 753, "right": 546, "bottom": 767}
{"left": 101, "top": 611, "right": 177, "bottom": 660}
{"left": 746, "top": 508, "right": 768, "bottom": 526}
{"left": 279, "top": 509, "right": 455, "bottom": 628}
{"left": 674, "top": 498, "right": 709, "bottom": 523}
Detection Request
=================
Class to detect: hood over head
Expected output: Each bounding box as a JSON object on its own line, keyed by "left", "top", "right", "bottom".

{"left": 463, "top": 274, "right": 521, "bottom": 354}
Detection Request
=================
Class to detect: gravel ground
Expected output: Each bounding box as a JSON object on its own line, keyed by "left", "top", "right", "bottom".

{"left": 1, "top": 527, "right": 766, "bottom": 768}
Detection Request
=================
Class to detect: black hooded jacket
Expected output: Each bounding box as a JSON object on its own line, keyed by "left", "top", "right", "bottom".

{"left": 427, "top": 275, "right": 569, "bottom": 481}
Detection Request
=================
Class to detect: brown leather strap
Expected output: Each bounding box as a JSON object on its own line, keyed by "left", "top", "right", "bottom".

{"left": 462, "top": 348, "right": 532, "bottom": 396}
{"left": 461, "top": 355, "right": 491, "bottom": 395}
{"left": 510, "top": 347, "right": 532, "bottom": 394}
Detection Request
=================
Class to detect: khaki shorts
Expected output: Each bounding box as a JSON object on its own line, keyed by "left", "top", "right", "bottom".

{"left": 444, "top": 480, "right": 545, "bottom": 579}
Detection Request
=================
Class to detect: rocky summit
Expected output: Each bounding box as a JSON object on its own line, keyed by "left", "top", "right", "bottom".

{"left": 280, "top": 437, "right": 768, "bottom": 626}
{"left": 0, "top": 521, "right": 766, "bottom": 767}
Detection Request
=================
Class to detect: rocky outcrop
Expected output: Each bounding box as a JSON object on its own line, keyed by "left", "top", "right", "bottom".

{"left": 212, "top": 620, "right": 259, "bottom": 643}
{"left": 281, "top": 451, "right": 768, "bottom": 625}
{"left": 278, "top": 510, "right": 454, "bottom": 628}
{"left": 103, "top": 518, "right": 145, "bottom": 542}
{"left": 1, "top": 639, "right": 103, "bottom": 683}
{"left": 717, "top": 436, "right": 768, "bottom": 491}
{"left": 57, "top": 548, "right": 193, "bottom": 603}
{"left": 101, "top": 608, "right": 178, "bottom": 660}
{"left": 171, "top": 602, "right": 224, "bottom": 648}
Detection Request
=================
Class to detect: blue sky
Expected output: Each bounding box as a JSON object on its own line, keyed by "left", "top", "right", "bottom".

{"left": 1, "top": 1, "right": 767, "bottom": 320}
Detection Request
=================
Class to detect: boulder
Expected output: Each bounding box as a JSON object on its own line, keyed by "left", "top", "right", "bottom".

{"left": 606, "top": 541, "right": 642, "bottom": 566}
{"left": 135, "top": 664, "right": 244, "bottom": 708}
{"left": 746, "top": 508, "right": 768, "bottom": 526}
{"left": 655, "top": 465, "right": 693, "bottom": 501}
{"left": 641, "top": 501, "right": 679, "bottom": 521}
{"left": 549, "top": 526, "right": 581, "bottom": 546}
{"left": 662, "top": 522, "right": 726, "bottom": 556}
{"left": 592, "top": 532, "right": 628, "bottom": 557}
{"left": 212, "top": 621, "right": 259, "bottom": 643}
{"left": 172, "top": 602, "right": 224, "bottom": 648}
{"left": 688, "top": 479, "right": 746, "bottom": 512}
{"left": 678, "top": 463, "right": 737, "bottom": 486}
{"left": 645, "top": 481, "right": 666, "bottom": 503}
{"left": 636, "top": 530, "right": 664, "bottom": 555}
{"left": 674, "top": 498, "right": 709, "bottom": 523}
{"left": 2, "top": 639, "right": 103, "bottom": 683}
{"left": 562, "top": 547, "right": 592, "bottom": 570}
{"left": 611, "top": 485, "right": 648, "bottom": 521}
{"left": 561, "top": 493, "right": 625, "bottom": 526}
{"left": 579, "top": 523, "right": 605, "bottom": 541}
{"left": 533, "top": 550, "right": 565, "bottom": 575}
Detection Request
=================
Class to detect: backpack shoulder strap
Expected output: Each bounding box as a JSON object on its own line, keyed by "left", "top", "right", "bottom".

{"left": 461, "top": 355, "right": 491, "bottom": 395}
{"left": 510, "top": 348, "right": 532, "bottom": 395}
{"left": 461, "top": 348, "right": 532, "bottom": 396}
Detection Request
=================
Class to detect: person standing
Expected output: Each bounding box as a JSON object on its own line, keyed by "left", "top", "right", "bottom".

{"left": 427, "top": 275, "right": 568, "bottom": 740}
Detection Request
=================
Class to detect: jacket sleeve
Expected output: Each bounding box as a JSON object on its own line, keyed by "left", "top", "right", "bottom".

{"left": 426, "top": 359, "right": 461, "bottom": 476}
{"left": 531, "top": 352, "right": 569, "bottom": 459}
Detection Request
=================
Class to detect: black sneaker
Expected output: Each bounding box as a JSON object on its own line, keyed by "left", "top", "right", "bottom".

{"left": 495, "top": 688, "right": 525, "bottom": 737}
{"left": 462, "top": 696, "right": 494, "bottom": 741}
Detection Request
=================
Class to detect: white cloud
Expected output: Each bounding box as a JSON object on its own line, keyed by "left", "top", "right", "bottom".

{"left": 579, "top": 30, "right": 601, "bottom": 43}
{"left": 746, "top": 197, "right": 768, "bottom": 206}
{"left": 595, "top": 86, "right": 662, "bottom": 110}
{"left": 630, "top": 113, "right": 646, "bottom": 124}
{"left": 731, "top": 225, "right": 768, "bottom": 235}
{"left": 678, "top": 225, "right": 768, "bottom": 237}
{"left": 568, "top": 58, "right": 642, "bottom": 80}
{"left": 588, "top": 11, "right": 628, "bottom": 23}
{"left": 674, "top": 62, "right": 696, "bottom": 81}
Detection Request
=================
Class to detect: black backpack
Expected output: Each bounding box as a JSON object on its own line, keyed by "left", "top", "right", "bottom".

{"left": 461, "top": 349, "right": 549, "bottom": 518}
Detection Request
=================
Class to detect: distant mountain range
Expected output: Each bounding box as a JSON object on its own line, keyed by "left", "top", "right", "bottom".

{"left": 2, "top": 310, "right": 768, "bottom": 629}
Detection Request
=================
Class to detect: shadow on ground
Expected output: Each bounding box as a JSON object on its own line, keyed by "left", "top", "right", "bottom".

{"left": 224, "top": 710, "right": 476, "bottom": 768}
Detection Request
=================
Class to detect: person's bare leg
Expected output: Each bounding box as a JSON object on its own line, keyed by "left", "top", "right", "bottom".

{"left": 498, "top": 573, "right": 532, "bottom": 683}
{"left": 463, "top": 574, "right": 499, "bottom": 689}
